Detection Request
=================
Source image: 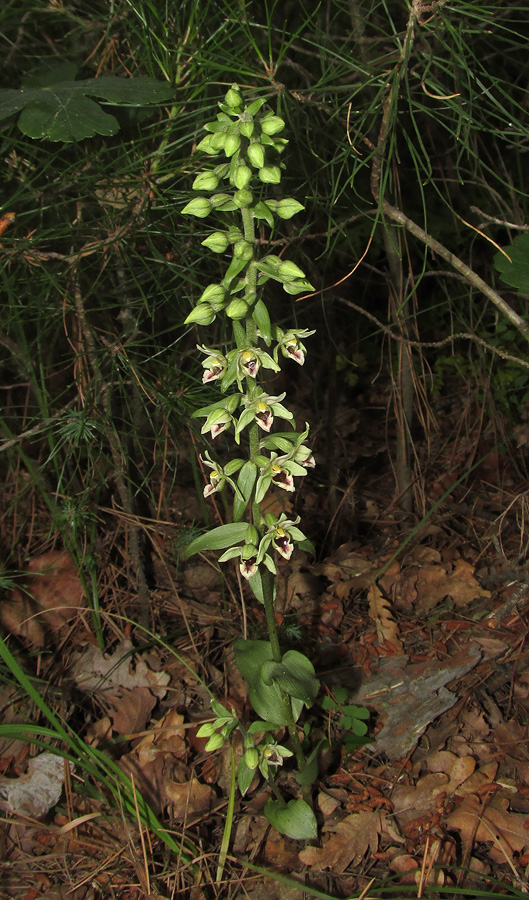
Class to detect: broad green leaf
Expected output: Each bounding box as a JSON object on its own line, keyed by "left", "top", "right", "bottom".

{"left": 0, "top": 64, "right": 173, "bottom": 142}
{"left": 493, "top": 235, "right": 529, "bottom": 294}
{"left": 185, "top": 523, "right": 253, "bottom": 558}
{"left": 264, "top": 798, "right": 318, "bottom": 840}
{"left": 295, "top": 740, "right": 323, "bottom": 787}
{"left": 233, "top": 461, "right": 257, "bottom": 522}
{"left": 261, "top": 650, "right": 319, "bottom": 706}
{"left": 234, "top": 639, "right": 290, "bottom": 725}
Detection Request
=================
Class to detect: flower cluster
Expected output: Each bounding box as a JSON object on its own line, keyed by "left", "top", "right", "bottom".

{"left": 183, "top": 84, "right": 316, "bottom": 586}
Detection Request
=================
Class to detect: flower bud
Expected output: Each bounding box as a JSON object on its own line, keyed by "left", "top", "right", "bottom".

{"left": 224, "top": 86, "right": 242, "bottom": 109}
{"left": 260, "top": 114, "right": 285, "bottom": 136}
{"left": 199, "top": 283, "right": 226, "bottom": 305}
{"left": 181, "top": 197, "right": 212, "bottom": 218}
{"left": 205, "top": 732, "right": 226, "bottom": 752}
{"left": 226, "top": 298, "right": 249, "bottom": 319}
{"left": 224, "top": 133, "right": 241, "bottom": 157}
{"left": 278, "top": 260, "right": 306, "bottom": 280}
{"left": 233, "top": 240, "right": 254, "bottom": 261}
{"left": 233, "top": 189, "right": 253, "bottom": 208}
{"left": 196, "top": 134, "right": 219, "bottom": 155}
{"left": 232, "top": 165, "right": 252, "bottom": 190}
{"left": 240, "top": 120, "right": 254, "bottom": 139}
{"left": 201, "top": 231, "right": 229, "bottom": 253}
{"left": 192, "top": 170, "right": 219, "bottom": 191}
{"left": 184, "top": 305, "right": 216, "bottom": 326}
{"left": 210, "top": 131, "right": 227, "bottom": 151}
{"left": 228, "top": 226, "right": 243, "bottom": 243}
{"left": 206, "top": 193, "right": 235, "bottom": 212}
{"left": 243, "top": 748, "right": 259, "bottom": 770}
{"left": 196, "top": 721, "right": 218, "bottom": 737}
{"left": 258, "top": 166, "right": 281, "bottom": 184}
{"left": 247, "top": 142, "right": 265, "bottom": 169}
{"left": 276, "top": 199, "right": 305, "bottom": 219}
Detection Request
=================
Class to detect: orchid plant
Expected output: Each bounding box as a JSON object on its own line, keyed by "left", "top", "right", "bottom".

{"left": 182, "top": 85, "right": 319, "bottom": 840}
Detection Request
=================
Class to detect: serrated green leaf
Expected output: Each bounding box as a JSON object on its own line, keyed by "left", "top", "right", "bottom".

{"left": 264, "top": 798, "right": 317, "bottom": 840}
{"left": 0, "top": 66, "right": 173, "bottom": 142}
{"left": 493, "top": 235, "right": 529, "bottom": 294}
{"left": 185, "top": 523, "right": 252, "bottom": 558}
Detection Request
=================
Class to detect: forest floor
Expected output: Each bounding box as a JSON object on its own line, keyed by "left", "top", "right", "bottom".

{"left": 1, "top": 370, "right": 529, "bottom": 900}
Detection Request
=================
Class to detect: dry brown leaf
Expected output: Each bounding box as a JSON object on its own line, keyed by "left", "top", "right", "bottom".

{"left": 494, "top": 720, "right": 529, "bottom": 785}
{"left": 445, "top": 793, "right": 529, "bottom": 864}
{"left": 1, "top": 551, "right": 84, "bottom": 646}
{"left": 137, "top": 712, "right": 187, "bottom": 770}
{"left": 106, "top": 687, "right": 157, "bottom": 736}
{"left": 392, "top": 773, "right": 449, "bottom": 825}
{"left": 299, "top": 812, "right": 381, "bottom": 872}
{"left": 367, "top": 583, "right": 403, "bottom": 652}
{"left": 166, "top": 777, "right": 215, "bottom": 820}
{"left": 70, "top": 639, "right": 169, "bottom": 699}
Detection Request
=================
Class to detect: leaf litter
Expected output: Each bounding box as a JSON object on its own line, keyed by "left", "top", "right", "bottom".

{"left": 3, "top": 398, "right": 529, "bottom": 897}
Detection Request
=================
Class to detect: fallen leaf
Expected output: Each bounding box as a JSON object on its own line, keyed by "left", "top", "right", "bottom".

{"left": 1, "top": 551, "right": 85, "bottom": 646}
{"left": 166, "top": 777, "right": 215, "bottom": 820}
{"left": 446, "top": 793, "right": 529, "bottom": 864}
{"left": 299, "top": 811, "right": 381, "bottom": 872}
{"left": 367, "top": 584, "right": 403, "bottom": 652}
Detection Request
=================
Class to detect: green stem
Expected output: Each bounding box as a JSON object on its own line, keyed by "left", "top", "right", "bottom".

{"left": 240, "top": 171, "right": 309, "bottom": 799}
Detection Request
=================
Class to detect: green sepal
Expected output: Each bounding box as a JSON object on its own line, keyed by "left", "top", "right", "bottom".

{"left": 260, "top": 650, "right": 319, "bottom": 707}
{"left": 185, "top": 522, "right": 256, "bottom": 557}
{"left": 210, "top": 192, "right": 237, "bottom": 212}
{"left": 252, "top": 299, "right": 273, "bottom": 344}
{"left": 264, "top": 798, "right": 317, "bottom": 840}
{"left": 233, "top": 461, "right": 258, "bottom": 522}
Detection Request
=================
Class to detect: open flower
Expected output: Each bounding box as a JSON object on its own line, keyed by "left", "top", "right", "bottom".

{"left": 239, "top": 349, "right": 259, "bottom": 378}
{"left": 255, "top": 452, "right": 311, "bottom": 503}
{"left": 255, "top": 401, "right": 273, "bottom": 432}
{"left": 200, "top": 453, "right": 239, "bottom": 498}
{"left": 198, "top": 345, "right": 228, "bottom": 383}
{"left": 200, "top": 407, "right": 233, "bottom": 440}
{"left": 235, "top": 392, "right": 292, "bottom": 441}
{"left": 258, "top": 514, "right": 308, "bottom": 561}
{"left": 274, "top": 328, "right": 315, "bottom": 366}
{"left": 218, "top": 542, "right": 259, "bottom": 580}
